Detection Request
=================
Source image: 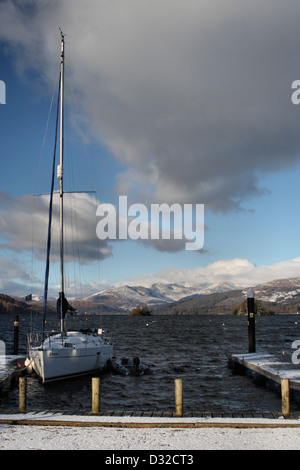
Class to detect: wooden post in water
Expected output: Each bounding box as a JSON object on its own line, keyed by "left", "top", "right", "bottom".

{"left": 14, "top": 315, "right": 19, "bottom": 355}
{"left": 19, "top": 377, "right": 26, "bottom": 413}
{"left": 174, "top": 379, "right": 183, "bottom": 417}
{"left": 92, "top": 377, "right": 100, "bottom": 414}
{"left": 281, "top": 378, "right": 290, "bottom": 418}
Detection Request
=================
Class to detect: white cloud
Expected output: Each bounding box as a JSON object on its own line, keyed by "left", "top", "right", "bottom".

{"left": 122, "top": 257, "right": 300, "bottom": 288}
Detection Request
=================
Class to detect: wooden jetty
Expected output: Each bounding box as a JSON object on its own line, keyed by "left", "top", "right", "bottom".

{"left": 229, "top": 352, "right": 300, "bottom": 401}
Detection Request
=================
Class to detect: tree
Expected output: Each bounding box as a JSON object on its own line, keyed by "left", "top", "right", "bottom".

{"left": 129, "top": 305, "right": 153, "bottom": 316}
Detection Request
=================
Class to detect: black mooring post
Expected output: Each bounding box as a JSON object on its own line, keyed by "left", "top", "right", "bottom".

{"left": 14, "top": 314, "right": 19, "bottom": 355}
{"left": 247, "top": 289, "right": 255, "bottom": 353}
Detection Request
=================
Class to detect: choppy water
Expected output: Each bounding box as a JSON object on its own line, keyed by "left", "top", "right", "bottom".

{"left": 1, "top": 313, "right": 300, "bottom": 413}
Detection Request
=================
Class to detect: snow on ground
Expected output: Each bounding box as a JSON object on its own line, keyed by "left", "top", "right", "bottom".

{"left": 0, "top": 413, "right": 300, "bottom": 450}
{"left": 1, "top": 422, "right": 300, "bottom": 450}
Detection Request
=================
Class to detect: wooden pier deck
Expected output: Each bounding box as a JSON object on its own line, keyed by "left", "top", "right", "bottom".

{"left": 229, "top": 352, "right": 300, "bottom": 400}
{"left": 1, "top": 409, "right": 300, "bottom": 423}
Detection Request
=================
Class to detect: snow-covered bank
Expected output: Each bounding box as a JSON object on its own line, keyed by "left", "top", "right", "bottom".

{"left": 0, "top": 413, "right": 300, "bottom": 450}
{"left": 1, "top": 422, "right": 300, "bottom": 450}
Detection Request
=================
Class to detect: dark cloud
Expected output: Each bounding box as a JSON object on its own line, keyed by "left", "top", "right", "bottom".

{"left": 0, "top": 0, "right": 300, "bottom": 211}
{"left": 0, "top": 192, "right": 112, "bottom": 263}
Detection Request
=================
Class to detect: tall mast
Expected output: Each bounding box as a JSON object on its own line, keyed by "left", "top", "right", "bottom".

{"left": 58, "top": 31, "right": 65, "bottom": 334}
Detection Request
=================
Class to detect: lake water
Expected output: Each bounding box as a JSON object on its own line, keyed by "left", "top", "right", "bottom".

{"left": 1, "top": 313, "right": 300, "bottom": 413}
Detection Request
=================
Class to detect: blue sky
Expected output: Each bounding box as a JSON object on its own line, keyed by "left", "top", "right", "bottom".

{"left": 0, "top": 0, "right": 300, "bottom": 298}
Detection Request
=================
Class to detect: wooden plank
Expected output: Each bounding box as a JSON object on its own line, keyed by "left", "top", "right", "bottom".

{"left": 281, "top": 378, "right": 290, "bottom": 418}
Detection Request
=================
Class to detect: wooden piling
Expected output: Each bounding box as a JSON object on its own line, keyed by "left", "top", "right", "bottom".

{"left": 92, "top": 377, "right": 100, "bottom": 414}
{"left": 14, "top": 315, "right": 19, "bottom": 355}
{"left": 247, "top": 289, "right": 255, "bottom": 353}
{"left": 174, "top": 379, "right": 183, "bottom": 417}
{"left": 19, "top": 376, "right": 26, "bottom": 413}
{"left": 281, "top": 378, "right": 290, "bottom": 418}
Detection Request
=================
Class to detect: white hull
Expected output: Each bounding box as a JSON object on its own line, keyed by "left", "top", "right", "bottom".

{"left": 27, "top": 331, "right": 113, "bottom": 383}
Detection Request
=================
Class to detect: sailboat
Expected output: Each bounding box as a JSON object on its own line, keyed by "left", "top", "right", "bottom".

{"left": 26, "top": 32, "right": 113, "bottom": 383}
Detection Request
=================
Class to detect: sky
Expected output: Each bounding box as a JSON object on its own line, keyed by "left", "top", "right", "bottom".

{"left": 0, "top": 0, "right": 300, "bottom": 299}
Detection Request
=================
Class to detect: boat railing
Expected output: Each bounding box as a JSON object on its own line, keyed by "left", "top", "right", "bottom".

{"left": 27, "top": 328, "right": 113, "bottom": 349}
{"left": 27, "top": 332, "right": 41, "bottom": 349}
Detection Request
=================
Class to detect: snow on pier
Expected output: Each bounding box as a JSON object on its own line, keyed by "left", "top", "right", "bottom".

{"left": 230, "top": 352, "right": 300, "bottom": 400}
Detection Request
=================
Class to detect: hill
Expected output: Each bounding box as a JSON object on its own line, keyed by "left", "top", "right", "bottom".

{"left": 3, "top": 276, "right": 300, "bottom": 316}
{"left": 75, "top": 277, "right": 300, "bottom": 315}
{"left": 0, "top": 294, "right": 44, "bottom": 316}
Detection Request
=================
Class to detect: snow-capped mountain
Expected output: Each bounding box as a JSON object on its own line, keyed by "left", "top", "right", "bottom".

{"left": 79, "top": 280, "right": 240, "bottom": 312}
{"left": 244, "top": 278, "right": 300, "bottom": 304}
{"left": 81, "top": 283, "right": 192, "bottom": 311}
{"left": 76, "top": 277, "right": 300, "bottom": 314}
{"left": 5, "top": 277, "right": 300, "bottom": 316}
